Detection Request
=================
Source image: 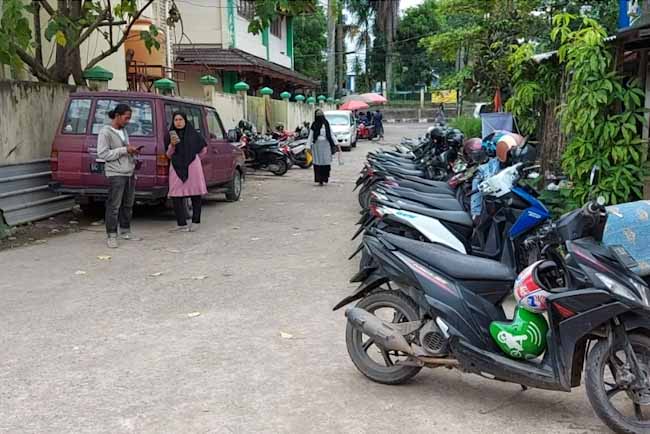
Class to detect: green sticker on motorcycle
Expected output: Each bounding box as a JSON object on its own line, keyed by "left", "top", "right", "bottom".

{"left": 490, "top": 307, "right": 549, "bottom": 360}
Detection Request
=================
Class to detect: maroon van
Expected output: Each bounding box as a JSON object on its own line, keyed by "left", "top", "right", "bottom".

{"left": 49, "top": 91, "right": 245, "bottom": 213}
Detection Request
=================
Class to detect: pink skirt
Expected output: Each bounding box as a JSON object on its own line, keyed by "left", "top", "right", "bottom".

{"left": 168, "top": 156, "right": 208, "bottom": 197}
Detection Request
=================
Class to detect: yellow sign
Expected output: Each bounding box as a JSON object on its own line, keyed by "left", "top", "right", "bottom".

{"left": 431, "top": 90, "right": 457, "bottom": 104}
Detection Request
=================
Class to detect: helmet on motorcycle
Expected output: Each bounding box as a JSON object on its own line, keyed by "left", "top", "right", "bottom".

{"left": 463, "top": 138, "right": 486, "bottom": 163}
{"left": 429, "top": 126, "right": 447, "bottom": 141}
{"left": 275, "top": 122, "right": 285, "bottom": 131}
{"left": 496, "top": 134, "right": 519, "bottom": 163}
{"left": 446, "top": 130, "right": 464, "bottom": 149}
{"left": 490, "top": 306, "right": 549, "bottom": 360}
{"left": 513, "top": 260, "right": 559, "bottom": 313}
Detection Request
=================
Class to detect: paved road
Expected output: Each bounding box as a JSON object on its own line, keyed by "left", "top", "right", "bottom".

{"left": 1, "top": 124, "right": 606, "bottom": 433}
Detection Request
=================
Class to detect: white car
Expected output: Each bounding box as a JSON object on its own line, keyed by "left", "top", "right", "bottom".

{"left": 325, "top": 110, "right": 358, "bottom": 151}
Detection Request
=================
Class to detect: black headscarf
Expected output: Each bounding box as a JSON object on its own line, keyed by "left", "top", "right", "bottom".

{"left": 310, "top": 110, "right": 335, "bottom": 147}
{"left": 165, "top": 112, "right": 207, "bottom": 183}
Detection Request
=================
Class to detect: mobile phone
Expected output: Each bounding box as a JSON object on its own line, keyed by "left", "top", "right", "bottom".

{"left": 137, "top": 145, "right": 145, "bottom": 151}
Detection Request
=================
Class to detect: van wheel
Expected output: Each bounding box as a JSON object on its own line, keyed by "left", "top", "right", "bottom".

{"left": 225, "top": 169, "right": 243, "bottom": 202}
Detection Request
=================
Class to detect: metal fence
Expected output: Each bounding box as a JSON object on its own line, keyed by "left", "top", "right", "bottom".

{"left": 0, "top": 160, "right": 75, "bottom": 226}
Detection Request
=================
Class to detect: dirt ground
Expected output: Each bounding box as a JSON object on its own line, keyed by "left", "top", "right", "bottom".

{"left": 0, "top": 124, "right": 607, "bottom": 433}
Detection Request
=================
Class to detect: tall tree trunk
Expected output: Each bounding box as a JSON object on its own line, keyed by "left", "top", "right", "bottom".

{"left": 364, "top": 24, "right": 371, "bottom": 92}
{"left": 32, "top": 1, "right": 43, "bottom": 66}
{"left": 385, "top": 7, "right": 393, "bottom": 96}
{"left": 336, "top": 19, "right": 345, "bottom": 92}
{"left": 51, "top": 0, "right": 84, "bottom": 84}
{"left": 327, "top": 0, "right": 336, "bottom": 98}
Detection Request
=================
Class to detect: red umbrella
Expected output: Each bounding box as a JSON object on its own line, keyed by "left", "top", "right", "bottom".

{"left": 340, "top": 100, "right": 369, "bottom": 110}
{"left": 360, "top": 92, "right": 387, "bottom": 105}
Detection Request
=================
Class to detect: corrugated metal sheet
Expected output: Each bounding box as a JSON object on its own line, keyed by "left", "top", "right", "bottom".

{"left": 0, "top": 160, "right": 75, "bottom": 226}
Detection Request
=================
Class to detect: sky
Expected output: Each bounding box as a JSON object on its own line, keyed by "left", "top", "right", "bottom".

{"left": 400, "top": 0, "right": 425, "bottom": 14}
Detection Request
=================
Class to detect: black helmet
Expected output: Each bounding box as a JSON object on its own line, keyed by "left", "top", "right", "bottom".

{"left": 446, "top": 130, "right": 464, "bottom": 148}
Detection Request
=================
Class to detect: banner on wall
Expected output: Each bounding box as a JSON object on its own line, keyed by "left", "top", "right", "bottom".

{"left": 430, "top": 90, "right": 457, "bottom": 104}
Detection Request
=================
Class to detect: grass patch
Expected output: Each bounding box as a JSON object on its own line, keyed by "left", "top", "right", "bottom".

{"left": 449, "top": 116, "right": 482, "bottom": 138}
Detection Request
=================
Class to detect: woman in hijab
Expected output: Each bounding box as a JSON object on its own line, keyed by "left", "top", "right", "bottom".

{"left": 165, "top": 112, "right": 208, "bottom": 232}
{"left": 308, "top": 109, "right": 340, "bottom": 185}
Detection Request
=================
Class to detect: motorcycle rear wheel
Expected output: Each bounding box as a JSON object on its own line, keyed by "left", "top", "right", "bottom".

{"left": 585, "top": 333, "right": 650, "bottom": 433}
{"left": 271, "top": 157, "right": 289, "bottom": 176}
{"left": 346, "top": 290, "right": 422, "bottom": 385}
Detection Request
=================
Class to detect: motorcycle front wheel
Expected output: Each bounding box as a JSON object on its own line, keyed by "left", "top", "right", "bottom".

{"left": 346, "top": 290, "right": 422, "bottom": 385}
{"left": 585, "top": 333, "right": 650, "bottom": 433}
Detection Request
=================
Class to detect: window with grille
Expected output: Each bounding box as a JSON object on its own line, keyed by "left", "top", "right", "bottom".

{"left": 237, "top": 0, "right": 255, "bottom": 20}
{"left": 270, "top": 17, "right": 282, "bottom": 37}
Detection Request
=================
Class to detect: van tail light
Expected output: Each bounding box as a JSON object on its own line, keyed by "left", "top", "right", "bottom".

{"left": 156, "top": 153, "right": 169, "bottom": 177}
{"left": 50, "top": 150, "right": 59, "bottom": 172}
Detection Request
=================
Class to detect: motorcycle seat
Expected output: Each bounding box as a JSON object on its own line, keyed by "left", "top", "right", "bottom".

{"left": 386, "top": 167, "right": 426, "bottom": 178}
{"left": 398, "top": 175, "right": 455, "bottom": 192}
{"left": 380, "top": 187, "right": 463, "bottom": 211}
{"left": 396, "top": 202, "right": 473, "bottom": 227}
{"left": 374, "top": 160, "right": 422, "bottom": 171}
{"left": 379, "top": 232, "right": 515, "bottom": 282}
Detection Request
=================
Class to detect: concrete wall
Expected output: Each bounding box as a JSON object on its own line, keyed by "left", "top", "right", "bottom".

{"left": 235, "top": 16, "right": 268, "bottom": 59}
{"left": 0, "top": 81, "right": 85, "bottom": 164}
{"left": 176, "top": 0, "right": 224, "bottom": 47}
{"left": 212, "top": 92, "right": 245, "bottom": 130}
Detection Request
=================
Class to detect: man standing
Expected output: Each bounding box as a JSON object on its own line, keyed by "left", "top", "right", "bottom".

{"left": 97, "top": 103, "right": 142, "bottom": 248}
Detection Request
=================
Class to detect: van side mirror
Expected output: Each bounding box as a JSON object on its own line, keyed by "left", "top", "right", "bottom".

{"left": 227, "top": 129, "right": 239, "bottom": 142}
{"left": 589, "top": 165, "right": 600, "bottom": 186}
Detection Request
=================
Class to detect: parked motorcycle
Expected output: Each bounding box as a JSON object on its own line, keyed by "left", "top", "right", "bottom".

{"left": 336, "top": 185, "right": 650, "bottom": 432}
{"left": 233, "top": 121, "right": 289, "bottom": 176}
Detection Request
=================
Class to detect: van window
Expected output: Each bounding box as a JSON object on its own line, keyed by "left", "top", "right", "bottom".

{"left": 62, "top": 99, "right": 92, "bottom": 134}
{"left": 91, "top": 100, "right": 154, "bottom": 136}
{"left": 207, "top": 109, "right": 226, "bottom": 139}
{"left": 325, "top": 114, "right": 349, "bottom": 126}
{"left": 164, "top": 104, "right": 206, "bottom": 136}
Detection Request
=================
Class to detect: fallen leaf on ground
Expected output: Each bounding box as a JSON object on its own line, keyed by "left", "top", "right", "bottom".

{"left": 166, "top": 248, "right": 180, "bottom": 253}
{"left": 280, "top": 332, "right": 294, "bottom": 339}
{"left": 232, "top": 226, "right": 240, "bottom": 230}
{"left": 75, "top": 270, "right": 87, "bottom": 275}
{"left": 192, "top": 275, "right": 208, "bottom": 280}
{"left": 97, "top": 255, "right": 111, "bottom": 260}
{"left": 250, "top": 237, "right": 261, "bottom": 241}
{"left": 187, "top": 312, "right": 201, "bottom": 318}
{"left": 150, "top": 272, "right": 163, "bottom": 277}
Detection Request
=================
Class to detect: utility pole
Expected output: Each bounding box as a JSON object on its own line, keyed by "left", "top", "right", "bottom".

{"left": 327, "top": 0, "right": 336, "bottom": 98}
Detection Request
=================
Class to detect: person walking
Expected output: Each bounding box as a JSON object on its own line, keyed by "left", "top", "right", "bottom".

{"left": 308, "top": 109, "right": 340, "bottom": 186}
{"left": 374, "top": 109, "right": 384, "bottom": 139}
{"left": 165, "top": 112, "right": 208, "bottom": 232}
{"left": 97, "top": 104, "right": 142, "bottom": 248}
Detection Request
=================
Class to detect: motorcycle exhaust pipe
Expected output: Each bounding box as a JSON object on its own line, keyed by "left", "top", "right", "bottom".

{"left": 345, "top": 307, "right": 416, "bottom": 355}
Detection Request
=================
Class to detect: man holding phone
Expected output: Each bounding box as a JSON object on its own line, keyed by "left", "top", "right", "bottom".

{"left": 97, "top": 103, "right": 143, "bottom": 248}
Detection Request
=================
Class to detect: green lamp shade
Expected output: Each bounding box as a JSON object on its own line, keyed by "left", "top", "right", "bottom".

{"left": 334, "top": 99, "right": 342, "bottom": 104}
{"left": 83, "top": 66, "right": 113, "bottom": 81}
{"left": 307, "top": 96, "right": 316, "bottom": 104}
{"left": 200, "top": 75, "right": 218, "bottom": 85}
{"left": 294, "top": 94, "right": 305, "bottom": 102}
{"left": 234, "top": 81, "right": 250, "bottom": 91}
{"left": 153, "top": 78, "right": 175, "bottom": 91}
{"left": 260, "top": 87, "right": 273, "bottom": 96}
{"left": 317, "top": 95, "right": 326, "bottom": 102}
{"left": 280, "top": 91, "right": 291, "bottom": 100}
{"left": 326, "top": 97, "right": 334, "bottom": 103}
{"left": 490, "top": 306, "right": 548, "bottom": 360}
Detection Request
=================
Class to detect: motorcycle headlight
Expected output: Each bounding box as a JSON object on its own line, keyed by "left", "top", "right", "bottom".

{"left": 596, "top": 272, "right": 649, "bottom": 306}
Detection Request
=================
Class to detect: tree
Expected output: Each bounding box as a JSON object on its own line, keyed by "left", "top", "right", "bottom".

{"left": 394, "top": 0, "right": 444, "bottom": 89}
{"left": 371, "top": 0, "right": 400, "bottom": 93}
{"left": 0, "top": 0, "right": 162, "bottom": 84}
{"left": 347, "top": 0, "right": 373, "bottom": 91}
{"left": 293, "top": 4, "right": 327, "bottom": 82}
{"left": 247, "top": 0, "right": 317, "bottom": 33}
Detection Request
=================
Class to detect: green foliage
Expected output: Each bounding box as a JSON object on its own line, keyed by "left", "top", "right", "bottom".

{"left": 247, "top": 0, "right": 317, "bottom": 34}
{"left": 538, "top": 188, "right": 580, "bottom": 219}
{"left": 293, "top": 4, "right": 327, "bottom": 82}
{"left": 0, "top": 0, "right": 32, "bottom": 70}
{"left": 553, "top": 13, "right": 647, "bottom": 205}
{"left": 394, "top": 0, "right": 443, "bottom": 89}
{"left": 449, "top": 116, "right": 482, "bottom": 139}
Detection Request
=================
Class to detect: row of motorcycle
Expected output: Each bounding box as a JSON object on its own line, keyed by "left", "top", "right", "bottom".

{"left": 230, "top": 120, "right": 314, "bottom": 176}
{"left": 334, "top": 125, "right": 650, "bottom": 433}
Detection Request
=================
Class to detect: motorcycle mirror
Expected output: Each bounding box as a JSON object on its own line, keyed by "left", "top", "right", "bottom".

{"left": 597, "top": 195, "right": 606, "bottom": 206}
{"left": 227, "top": 129, "right": 239, "bottom": 142}
{"left": 589, "top": 165, "right": 600, "bottom": 186}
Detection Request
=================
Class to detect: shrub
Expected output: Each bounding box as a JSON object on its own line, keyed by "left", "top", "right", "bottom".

{"left": 449, "top": 116, "right": 482, "bottom": 138}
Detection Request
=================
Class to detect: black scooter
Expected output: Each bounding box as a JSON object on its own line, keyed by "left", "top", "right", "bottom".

{"left": 239, "top": 132, "right": 289, "bottom": 176}
{"left": 335, "top": 196, "right": 650, "bottom": 433}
